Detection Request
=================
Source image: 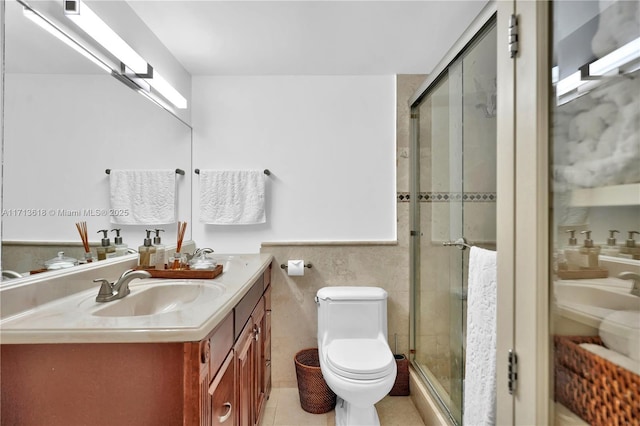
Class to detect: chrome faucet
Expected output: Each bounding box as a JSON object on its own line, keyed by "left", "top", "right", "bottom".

{"left": 2, "top": 270, "right": 23, "bottom": 279}
{"left": 618, "top": 272, "right": 640, "bottom": 297}
{"left": 94, "top": 269, "right": 151, "bottom": 303}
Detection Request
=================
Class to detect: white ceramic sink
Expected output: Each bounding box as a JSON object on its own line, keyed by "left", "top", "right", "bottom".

{"left": 554, "top": 279, "right": 640, "bottom": 327}
{"left": 89, "top": 282, "right": 224, "bottom": 317}
{"left": 555, "top": 282, "right": 640, "bottom": 311}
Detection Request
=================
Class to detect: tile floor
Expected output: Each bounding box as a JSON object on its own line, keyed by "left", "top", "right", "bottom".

{"left": 261, "top": 387, "right": 426, "bottom": 426}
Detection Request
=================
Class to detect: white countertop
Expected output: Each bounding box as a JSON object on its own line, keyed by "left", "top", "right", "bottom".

{"left": 0, "top": 253, "right": 273, "bottom": 344}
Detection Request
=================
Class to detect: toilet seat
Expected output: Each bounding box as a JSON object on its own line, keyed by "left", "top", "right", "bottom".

{"left": 326, "top": 339, "right": 395, "bottom": 380}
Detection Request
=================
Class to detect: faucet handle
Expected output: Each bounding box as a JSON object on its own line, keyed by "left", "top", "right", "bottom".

{"left": 618, "top": 272, "right": 640, "bottom": 297}
{"left": 93, "top": 278, "right": 113, "bottom": 299}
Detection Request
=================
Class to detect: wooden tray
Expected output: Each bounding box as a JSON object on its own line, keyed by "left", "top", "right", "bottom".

{"left": 135, "top": 264, "right": 223, "bottom": 279}
{"left": 557, "top": 268, "right": 608, "bottom": 280}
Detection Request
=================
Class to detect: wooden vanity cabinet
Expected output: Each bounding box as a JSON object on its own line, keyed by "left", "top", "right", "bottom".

{"left": 190, "top": 262, "right": 273, "bottom": 426}
{"left": 0, "top": 263, "right": 272, "bottom": 426}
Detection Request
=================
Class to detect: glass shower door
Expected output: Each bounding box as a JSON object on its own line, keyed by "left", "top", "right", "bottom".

{"left": 411, "top": 20, "right": 496, "bottom": 425}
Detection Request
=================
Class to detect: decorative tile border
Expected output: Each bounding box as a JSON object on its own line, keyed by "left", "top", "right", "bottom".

{"left": 397, "top": 192, "right": 496, "bottom": 203}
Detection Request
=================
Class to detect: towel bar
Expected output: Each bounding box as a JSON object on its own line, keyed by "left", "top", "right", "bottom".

{"left": 443, "top": 237, "right": 473, "bottom": 250}
{"left": 195, "top": 169, "right": 271, "bottom": 176}
{"left": 106, "top": 168, "right": 185, "bottom": 175}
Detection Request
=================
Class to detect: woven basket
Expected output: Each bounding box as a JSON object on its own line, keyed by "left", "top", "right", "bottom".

{"left": 389, "top": 354, "right": 410, "bottom": 396}
{"left": 554, "top": 335, "right": 640, "bottom": 426}
{"left": 294, "top": 348, "right": 336, "bottom": 414}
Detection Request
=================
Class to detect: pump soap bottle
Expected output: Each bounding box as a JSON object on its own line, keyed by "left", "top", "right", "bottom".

{"left": 579, "top": 230, "right": 601, "bottom": 269}
{"left": 562, "top": 230, "right": 581, "bottom": 269}
{"left": 96, "top": 230, "right": 116, "bottom": 260}
{"left": 601, "top": 230, "right": 621, "bottom": 257}
{"left": 111, "top": 229, "right": 128, "bottom": 257}
{"left": 138, "top": 230, "right": 157, "bottom": 268}
{"left": 153, "top": 229, "right": 166, "bottom": 270}
{"left": 620, "top": 231, "right": 640, "bottom": 260}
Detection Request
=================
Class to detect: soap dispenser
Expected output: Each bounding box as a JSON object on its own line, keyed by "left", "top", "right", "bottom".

{"left": 152, "top": 229, "right": 166, "bottom": 270}
{"left": 579, "top": 230, "right": 601, "bottom": 269}
{"left": 562, "top": 230, "right": 580, "bottom": 269}
{"left": 111, "top": 229, "right": 128, "bottom": 257}
{"left": 601, "top": 230, "right": 621, "bottom": 257}
{"left": 96, "top": 230, "right": 116, "bottom": 260}
{"left": 138, "top": 230, "right": 157, "bottom": 268}
{"left": 620, "top": 231, "right": 640, "bottom": 260}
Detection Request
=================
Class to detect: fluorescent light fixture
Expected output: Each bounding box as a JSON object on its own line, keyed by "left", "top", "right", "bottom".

{"left": 23, "top": 7, "right": 111, "bottom": 73}
{"left": 556, "top": 36, "right": 640, "bottom": 104}
{"left": 64, "top": 0, "right": 148, "bottom": 74}
{"left": 146, "top": 72, "right": 188, "bottom": 109}
{"left": 63, "top": 0, "right": 187, "bottom": 109}
{"left": 588, "top": 36, "right": 640, "bottom": 76}
{"left": 556, "top": 70, "right": 586, "bottom": 96}
{"left": 120, "top": 64, "right": 151, "bottom": 93}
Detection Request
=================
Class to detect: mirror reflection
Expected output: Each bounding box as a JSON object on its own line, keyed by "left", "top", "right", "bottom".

{"left": 1, "top": 0, "right": 193, "bottom": 280}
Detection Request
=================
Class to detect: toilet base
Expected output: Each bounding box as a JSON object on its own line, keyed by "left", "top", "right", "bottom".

{"left": 334, "top": 397, "right": 380, "bottom": 426}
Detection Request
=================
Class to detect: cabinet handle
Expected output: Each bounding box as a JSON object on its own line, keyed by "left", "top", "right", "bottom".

{"left": 253, "top": 324, "right": 261, "bottom": 341}
{"left": 219, "top": 402, "right": 232, "bottom": 423}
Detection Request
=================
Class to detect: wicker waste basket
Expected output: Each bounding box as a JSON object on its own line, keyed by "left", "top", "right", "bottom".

{"left": 294, "top": 348, "right": 337, "bottom": 414}
{"left": 389, "top": 354, "right": 410, "bottom": 396}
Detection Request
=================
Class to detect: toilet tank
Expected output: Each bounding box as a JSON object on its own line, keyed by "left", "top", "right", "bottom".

{"left": 316, "top": 286, "right": 389, "bottom": 343}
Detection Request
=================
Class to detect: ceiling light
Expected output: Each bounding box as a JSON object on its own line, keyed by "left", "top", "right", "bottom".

{"left": 555, "top": 70, "right": 586, "bottom": 96}
{"left": 63, "top": 0, "right": 148, "bottom": 74}
{"left": 23, "top": 6, "right": 111, "bottom": 73}
{"left": 146, "top": 72, "right": 188, "bottom": 109}
{"left": 588, "top": 36, "right": 640, "bottom": 77}
{"left": 64, "top": 0, "right": 187, "bottom": 109}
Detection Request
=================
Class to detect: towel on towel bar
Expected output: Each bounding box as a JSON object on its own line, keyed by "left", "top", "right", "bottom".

{"left": 109, "top": 169, "right": 177, "bottom": 225}
{"left": 199, "top": 170, "right": 266, "bottom": 225}
{"left": 463, "top": 246, "right": 497, "bottom": 426}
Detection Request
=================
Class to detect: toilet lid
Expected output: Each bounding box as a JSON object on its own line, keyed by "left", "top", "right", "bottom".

{"left": 326, "top": 339, "right": 395, "bottom": 380}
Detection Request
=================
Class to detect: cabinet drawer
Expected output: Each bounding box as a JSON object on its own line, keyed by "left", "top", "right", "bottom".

{"left": 209, "top": 312, "right": 234, "bottom": 378}
{"left": 263, "top": 264, "right": 272, "bottom": 291}
{"left": 234, "top": 277, "right": 264, "bottom": 339}
{"left": 208, "top": 351, "right": 235, "bottom": 426}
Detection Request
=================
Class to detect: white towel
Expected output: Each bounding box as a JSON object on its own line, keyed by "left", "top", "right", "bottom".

{"left": 599, "top": 310, "right": 640, "bottom": 361}
{"left": 109, "top": 169, "right": 177, "bottom": 225}
{"left": 463, "top": 246, "right": 497, "bottom": 426}
{"left": 199, "top": 170, "right": 266, "bottom": 225}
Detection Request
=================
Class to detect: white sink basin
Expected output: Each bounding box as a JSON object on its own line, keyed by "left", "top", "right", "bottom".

{"left": 554, "top": 279, "right": 640, "bottom": 328}
{"left": 90, "top": 282, "right": 225, "bottom": 317}
{"left": 555, "top": 282, "right": 640, "bottom": 311}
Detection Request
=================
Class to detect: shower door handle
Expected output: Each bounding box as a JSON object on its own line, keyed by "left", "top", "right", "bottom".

{"left": 443, "top": 237, "right": 472, "bottom": 250}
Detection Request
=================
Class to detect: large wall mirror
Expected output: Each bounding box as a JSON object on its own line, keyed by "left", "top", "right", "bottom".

{"left": 1, "top": 0, "right": 192, "bottom": 280}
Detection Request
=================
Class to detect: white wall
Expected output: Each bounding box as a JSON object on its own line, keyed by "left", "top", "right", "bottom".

{"left": 192, "top": 75, "right": 397, "bottom": 253}
{"left": 3, "top": 74, "right": 192, "bottom": 245}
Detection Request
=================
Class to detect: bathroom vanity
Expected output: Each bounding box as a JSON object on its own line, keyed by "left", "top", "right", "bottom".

{"left": 0, "top": 253, "right": 273, "bottom": 426}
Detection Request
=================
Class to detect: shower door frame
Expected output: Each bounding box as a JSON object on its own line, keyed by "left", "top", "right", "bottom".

{"left": 408, "top": 3, "right": 498, "bottom": 424}
{"left": 410, "top": 2, "right": 553, "bottom": 424}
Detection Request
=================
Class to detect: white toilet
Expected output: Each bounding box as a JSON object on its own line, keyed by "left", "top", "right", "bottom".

{"left": 316, "top": 286, "right": 397, "bottom": 426}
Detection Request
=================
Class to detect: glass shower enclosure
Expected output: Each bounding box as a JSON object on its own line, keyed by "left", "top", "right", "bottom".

{"left": 409, "top": 18, "right": 496, "bottom": 425}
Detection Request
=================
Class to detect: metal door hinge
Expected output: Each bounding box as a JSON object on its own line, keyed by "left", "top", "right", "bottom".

{"left": 508, "top": 14, "right": 519, "bottom": 58}
{"left": 508, "top": 349, "right": 518, "bottom": 395}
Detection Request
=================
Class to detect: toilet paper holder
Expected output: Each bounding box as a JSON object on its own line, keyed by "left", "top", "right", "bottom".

{"left": 281, "top": 263, "right": 312, "bottom": 270}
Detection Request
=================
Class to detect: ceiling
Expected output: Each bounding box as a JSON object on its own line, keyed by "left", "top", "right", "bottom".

{"left": 127, "top": 0, "right": 490, "bottom": 76}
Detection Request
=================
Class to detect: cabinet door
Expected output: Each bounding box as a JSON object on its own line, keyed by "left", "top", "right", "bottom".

{"left": 264, "top": 286, "right": 272, "bottom": 400}
{"left": 252, "top": 297, "right": 266, "bottom": 425}
{"left": 235, "top": 318, "right": 255, "bottom": 426}
{"left": 209, "top": 351, "right": 235, "bottom": 426}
